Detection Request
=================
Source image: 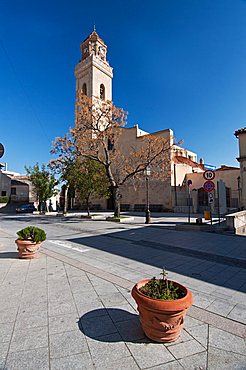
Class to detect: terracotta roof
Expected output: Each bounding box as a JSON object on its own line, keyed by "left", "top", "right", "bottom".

{"left": 234, "top": 127, "right": 246, "bottom": 137}
{"left": 174, "top": 156, "right": 204, "bottom": 169}
{"left": 216, "top": 165, "right": 239, "bottom": 171}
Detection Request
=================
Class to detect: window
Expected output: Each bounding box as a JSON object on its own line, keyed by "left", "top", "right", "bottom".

{"left": 100, "top": 84, "right": 105, "bottom": 100}
{"left": 82, "top": 83, "right": 87, "bottom": 96}
{"left": 11, "top": 188, "right": 16, "bottom": 195}
{"left": 1, "top": 191, "right": 6, "bottom": 196}
{"left": 108, "top": 138, "right": 114, "bottom": 150}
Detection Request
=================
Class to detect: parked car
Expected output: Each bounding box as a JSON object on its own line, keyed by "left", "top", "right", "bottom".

{"left": 16, "top": 204, "right": 37, "bottom": 213}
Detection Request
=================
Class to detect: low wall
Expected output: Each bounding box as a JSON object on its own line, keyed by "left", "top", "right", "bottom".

{"left": 226, "top": 210, "right": 246, "bottom": 235}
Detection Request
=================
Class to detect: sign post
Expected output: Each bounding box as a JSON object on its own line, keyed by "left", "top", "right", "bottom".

{"left": 187, "top": 179, "right": 192, "bottom": 223}
{"left": 203, "top": 170, "right": 215, "bottom": 226}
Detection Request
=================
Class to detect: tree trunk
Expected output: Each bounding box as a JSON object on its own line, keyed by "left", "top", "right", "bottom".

{"left": 86, "top": 197, "right": 90, "bottom": 216}
{"left": 112, "top": 186, "right": 121, "bottom": 217}
{"left": 64, "top": 186, "right": 68, "bottom": 214}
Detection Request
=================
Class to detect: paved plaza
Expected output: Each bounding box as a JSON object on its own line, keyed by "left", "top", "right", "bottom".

{"left": 0, "top": 213, "right": 245, "bottom": 369}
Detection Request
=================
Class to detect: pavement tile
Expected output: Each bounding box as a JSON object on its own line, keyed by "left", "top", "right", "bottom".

{"left": 0, "top": 296, "right": 22, "bottom": 309}
{"left": 87, "top": 333, "right": 132, "bottom": 367}
{"left": 188, "top": 305, "right": 246, "bottom": 338}
{"left": 126, "top": 339, "right": 175, "bottom": 369}
{"left": 0, "top": 307, "right": 18, "bottom": 324}
{"left": 5, "top": 347, "right": 49, "bottom": 370}
{"left": 15, "top": 312, "right": 48, "bottom": 330}
{"left": 185, "top": 323, "right": 208, "bottom": 348}
{"left": 115, "top": 318, "right": 145, "bottom": 341}
{"left": 178, "top": 351, "right": 207, "bottom": 370}
{"left": 207, "top": 346, "right": 246, "bottom": 369}
{"left": 75, "top": 299, "right": 106, "bottom": 317}
{"left": 48, "top": 300, "right": 77, "bottom": 317}
{"left": 95, "top": 355, "right": 139, "bottom": 370}
{"left": 106, "top": 304, "right": 137, "bottom": 323}
{"left": 98, "top": 292, "right": 128, "bottom": 306}
{"left": 49, "top": 330, "right": 88, "bottom": 359}
{"left": 18, "top": 301, "right": 48, "bottom": 316}
{"left": 49, "top": 313, "right": 79, "bottom": 334}
{"left": 9, "top": 326, "right": 48, "bottom": 353}
{"left": 50, "top": 352, "right": 94, "bottom": 370}
{"left": 0, "top": 341, "right": 9, "bottom": 364}
{"left": 0, "top": 322, "right": 14, "bottom": 343}
{"left": 79, "top": 313, "right": 118, "bottom": 338}
{"left": 209, "top": 326, "right": 246, "bottom": 356}
{"left": 73, "top": 290, "right": 99, "bottom": 303}
{"left": 227, "top": 303, "right": 246, "bottom": 324}
{"left": 48, "top": 291, "right": 75, "bottom": 303}
{"left": 167, "top": 339, "right": 205, "bottom": 360}
{"left": 148, "top": 360, "right": 184, "bottom": 369}
{"left": 193, "top": 292, "right": 215, "bottom": 309}
{"left": 206, "top": 298, "right": 236, "bottom": 316}
{"left": 184, "top": 315, "right": 204, "bottom": 328}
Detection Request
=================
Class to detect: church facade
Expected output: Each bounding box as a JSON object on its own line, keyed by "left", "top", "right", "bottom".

{"left": 73, "top": 30, "right": 239, "bottom": 213}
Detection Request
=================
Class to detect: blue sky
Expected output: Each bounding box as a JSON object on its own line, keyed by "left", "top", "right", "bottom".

{"left": 1, "top": 0, "right": 246, "bottom": 174}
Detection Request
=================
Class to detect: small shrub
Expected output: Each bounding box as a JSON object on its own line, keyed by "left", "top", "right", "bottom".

{"left": 139, "top": 268, "right": 185, "bottom": 300}
{"left": 0, "top": 196, "right": 9, "bottom": 203}
{"left": 16, "top": 226, "right": 46, "bottom": 243}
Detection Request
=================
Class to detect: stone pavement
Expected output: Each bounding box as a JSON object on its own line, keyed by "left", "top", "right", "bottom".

{"left": 0, "top": 217, "right": 246, "bottom": 370}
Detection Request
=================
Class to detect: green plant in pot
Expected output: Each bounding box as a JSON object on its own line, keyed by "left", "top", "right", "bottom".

{"left": 15, "top": 226, "right": 46, "bottom": 259}
{"left": 132, "top": 269, "right": 193, "bottom": 343}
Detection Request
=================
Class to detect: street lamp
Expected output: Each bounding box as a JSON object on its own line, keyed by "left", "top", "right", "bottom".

{"left": 144, "top": 166, "right": 151, "bottom": 224}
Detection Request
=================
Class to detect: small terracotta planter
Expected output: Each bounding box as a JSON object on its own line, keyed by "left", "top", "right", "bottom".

{"left": 132, "top": 279, "right": 193, "bottom": 343}
{"left": 15, "top": 240, "right": 41, "bottom": 259}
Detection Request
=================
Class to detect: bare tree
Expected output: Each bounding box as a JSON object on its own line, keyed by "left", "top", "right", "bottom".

{"left": 51, "top": 94, "right": 172, "bottom": 217}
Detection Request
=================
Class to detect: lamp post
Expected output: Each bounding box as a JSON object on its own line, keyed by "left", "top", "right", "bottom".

{"left": 144, "top": 166, "right": 151, "bottom": 224}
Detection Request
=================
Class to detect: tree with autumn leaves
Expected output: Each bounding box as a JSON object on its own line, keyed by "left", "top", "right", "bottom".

{"left": 51, "top": 94, "right": 172, "bottom": 217}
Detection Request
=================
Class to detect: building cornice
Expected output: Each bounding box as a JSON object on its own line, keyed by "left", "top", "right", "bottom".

{"left": 234, "top": 127, "right": 246, "bottom": 137}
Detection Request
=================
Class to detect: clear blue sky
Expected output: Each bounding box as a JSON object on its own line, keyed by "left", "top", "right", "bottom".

{"left": 1, "top": 0, "right": 245, "bottom": 174}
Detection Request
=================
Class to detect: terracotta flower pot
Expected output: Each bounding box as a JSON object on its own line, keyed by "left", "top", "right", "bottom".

{"left": 132, "top": 279, "right": 193, "bottom": 343}
{"left": 15, "top": 239, "right": 41, "bottom": 259}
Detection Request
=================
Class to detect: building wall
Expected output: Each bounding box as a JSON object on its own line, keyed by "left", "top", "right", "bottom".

{"left": 0, "top": 172, "right": 11, "bottom": 197}
{"left": 186, "top": 168, "right": 240, "bottom": 211}
{"left": 237, "top": 133, "right": 246, "bottom": 208}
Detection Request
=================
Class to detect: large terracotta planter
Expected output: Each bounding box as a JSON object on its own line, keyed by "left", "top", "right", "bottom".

{"left": 15, "top": 239, "right": 41, "bottom": 259}
{"left": 132, "top": 279, "right": 193, "bottom": 343}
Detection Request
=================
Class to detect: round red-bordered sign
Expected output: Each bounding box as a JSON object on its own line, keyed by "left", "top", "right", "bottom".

{"left": 203, "top": 180, "right": 215, "bottom": 193}
{"left": 203, "top": 170, "right": 215, "bottom": 181}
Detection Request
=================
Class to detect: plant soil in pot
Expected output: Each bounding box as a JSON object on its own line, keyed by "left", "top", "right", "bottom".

{"left": 132, "top": 270, "right": 193, "bottom": 343}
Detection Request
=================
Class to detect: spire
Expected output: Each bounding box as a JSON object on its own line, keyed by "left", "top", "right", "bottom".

{"left": 93, "top": 23, "right": 96, "bottom": 32}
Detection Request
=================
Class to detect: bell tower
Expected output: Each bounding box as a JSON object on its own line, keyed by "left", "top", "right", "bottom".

{"left": 75, "top": 29, "right": 113, "bottom": 101}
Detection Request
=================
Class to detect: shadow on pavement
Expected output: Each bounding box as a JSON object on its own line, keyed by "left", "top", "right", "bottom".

{"left": 0, "top": 251, "right": 18, "bottom": 259}
{"left": 69, "top": 226, "right": 246, "bottom": 294}
{"left": 78, "top": 308, "right": 147, "bottom": 343}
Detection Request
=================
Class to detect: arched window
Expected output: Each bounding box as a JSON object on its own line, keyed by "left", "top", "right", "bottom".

{"left": 100, "top": 84, "right": 105, "bottom": 100}
{"left": 82, "top": 83, "right": 87, "bottom": 96}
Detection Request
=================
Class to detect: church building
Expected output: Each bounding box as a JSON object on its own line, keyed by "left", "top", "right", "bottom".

{"left": 73, "top": 30, "right": 239, "bottom": 214}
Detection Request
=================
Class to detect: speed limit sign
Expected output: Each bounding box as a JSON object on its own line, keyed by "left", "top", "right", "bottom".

{"left": 203, "top": 170, "right": 215, "bottom": 181}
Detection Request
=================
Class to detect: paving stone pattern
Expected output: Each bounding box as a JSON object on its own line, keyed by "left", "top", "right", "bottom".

{"left": 0, "top": 218, "right": 246, "bottom": 369}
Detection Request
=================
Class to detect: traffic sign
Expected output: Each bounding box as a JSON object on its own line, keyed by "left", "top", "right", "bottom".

{"left": 203, "top": 180, "right": 215, "bottom": 193}
{"left": 208, "top": 192, "right": 214, "bottom": 203}
{"left": 203, "top": 170, "right": 215, "bottom": 181}
{"left": 0, "top": 144, "right": 4, "bottom": 159}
